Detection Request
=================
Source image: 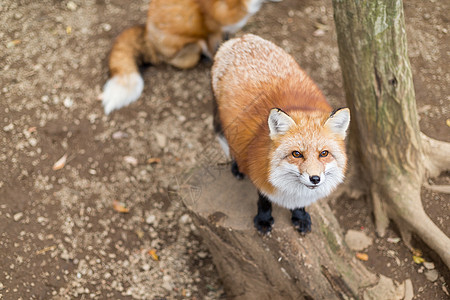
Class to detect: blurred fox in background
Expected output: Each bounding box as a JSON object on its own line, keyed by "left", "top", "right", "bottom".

{"left": 101, "top": 0, "right": 280, "bottom": 115}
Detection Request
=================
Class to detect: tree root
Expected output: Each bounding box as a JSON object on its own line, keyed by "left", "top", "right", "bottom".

{"left": 373, "top": 182, "right": 450, "bottom": 269}
{"left": 423, "top": 183, "right": 450, "bottom": 194}
{"left": 421, "top": 133, "right": 450, "bottom": 177}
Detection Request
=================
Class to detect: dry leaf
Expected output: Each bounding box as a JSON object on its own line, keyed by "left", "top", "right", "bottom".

{"left": 148, "top": 249, "right": 159, "bottom": 261}
{"left": 356, "top": 252, "right": 369, "bottom": 261}
{"left": 446, "top": 119, "right": 450, "bottom": 127}
{"left": 52, "top": 154, "right": 68, "bottom": 170}
{"left": 412, "top": 248, "right": 423, "bottom": 257}
{"left": 113, "top": 200, "right": 129, "bottom": 213}
{"left": 36, "top": 245, "right": 56, "bottom": 255}
{"left": 66, "top": 26, "right": 72, "bottom": 34}
{"left": 7, "top": 40, "right": 21, "bottom": 48}
{"left": 147, "top": 157, "right": 161, "bottom": 164}
{"left": 124, "top": 156, "right": 138, "bottom": 166}
{"left": 413, "top": 256, "right": 425, "bottom": 264}
{"left": 28, "top": 127, "right": 37, "bottom": 133}
{"left": 135, "top": 229, "right": 144, "bottom": 239}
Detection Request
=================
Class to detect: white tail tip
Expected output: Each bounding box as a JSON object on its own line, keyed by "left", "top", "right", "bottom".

{"left": 102, "top": 73, "right": 144, "bottom": 115}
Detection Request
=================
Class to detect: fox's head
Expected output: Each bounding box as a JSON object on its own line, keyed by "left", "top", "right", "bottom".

{"left": 267, "top": 108, "right": 350, "bottom": 207}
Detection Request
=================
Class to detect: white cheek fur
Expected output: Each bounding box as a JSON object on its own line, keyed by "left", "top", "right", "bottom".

{"left": 267, "top": 160, "right": 344, "bottom": 210}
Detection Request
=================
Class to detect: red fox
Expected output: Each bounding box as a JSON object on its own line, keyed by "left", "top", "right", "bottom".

{"left": 101, "top": 0, "right": 279, "bottom": 115}
{"left": 212, "top": 34, "right": 350, "bottom": 234}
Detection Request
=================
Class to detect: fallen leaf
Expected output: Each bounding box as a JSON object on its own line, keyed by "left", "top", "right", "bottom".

{"left": 446, "top": 119, "right": 450, "bottom": 127}
{"left": 124, "top": 156, "right": 138, "bottom": 166}
{"left": 36, "top": 245, "right": 56, "bottom": 255}
{"left": 27, "top": 127, "right": 37, "bottom": 133}
{"left": 356, "top": 252, "right": 369, "bottom": 261}
{"left": 412, "top": 248, "right": 423, "bottom": 257}
{"left": 113, "top": 200, "right": 129, "bottom": 213}
{"left": 147, "top": 157, "right": 161, "bottom": 164}
{"left": 148, "top": 249, "right": 159, "bottom": 261}
{"left": 135, "top": 229, "right": 144, "bottom": 239}
{"left": 66, "top": 26, "right": 72, "bottom": 34}
{"left": 7, "top": 40, "right": 21, "bottom": 48}
{"left": 413, "top": 256, "right": 425, "bottom": 264}
{"left": 52, "top": 154, "right": 68, "bottom": 170}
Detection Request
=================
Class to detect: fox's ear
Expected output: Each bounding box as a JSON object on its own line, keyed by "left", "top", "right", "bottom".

{"left": 324, "top": 108, "right": 350, "bottom": 138}
{"left": 268, "top": 108, "right": 296, "bottom": 139}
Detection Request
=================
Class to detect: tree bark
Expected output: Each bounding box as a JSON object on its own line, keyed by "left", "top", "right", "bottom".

{"left": 332, "top": 0, "right": 450, "bottom": 267}
{"left": 179, "top": 167, "right": 384, "bottom": 300}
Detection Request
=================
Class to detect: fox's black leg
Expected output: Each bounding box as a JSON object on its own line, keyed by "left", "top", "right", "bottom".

{"left": 253, "top": 192, "right": 274, "bottom": 234}
{"left": 291, "top": 207, "right": 311, "bottom": 234}
{"left": 231, "top": 160, "right": 244, "bottom": 180}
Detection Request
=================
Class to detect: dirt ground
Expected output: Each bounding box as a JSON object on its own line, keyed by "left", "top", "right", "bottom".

{"left": 0, "top": 0, "right": 448, "bottom": 299}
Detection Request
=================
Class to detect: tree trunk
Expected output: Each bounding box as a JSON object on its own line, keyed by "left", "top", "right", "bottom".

{"left": 332, "top": 0, "right": 450, "bottom": 267}
{"left": 178, "top": 167, "right": 391, "bottom": 300}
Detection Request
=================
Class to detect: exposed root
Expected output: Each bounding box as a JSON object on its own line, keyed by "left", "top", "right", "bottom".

{"left": 421, "top": 133, "right": 450, "bottom": 177}
{"left": 390, "top": 188, "right": 450, "bottom": 269}
{"left": 371, "top": 186, "right": 389, "bottom": 237}
{"left": 423, "top": 183, "right": 450, "bottom": 194}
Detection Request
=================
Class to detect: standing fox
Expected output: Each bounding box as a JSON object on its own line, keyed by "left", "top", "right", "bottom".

{"left": 102, "top": 0, "right": 279, "bottom": 115}
{"left": 212, "top": 34, "right": 350, "bottom": 234}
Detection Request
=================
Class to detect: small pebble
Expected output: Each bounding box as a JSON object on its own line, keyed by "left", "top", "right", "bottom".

{"left": 425, "top": 269, "right": 439, "bottom": 282}
{"left": 3, "top": 124, "right": 14, "bottom": 132}
{"left": 423, "top": 261, "right": 435, "bottom": 270}
{"left": 67, "top": 1, "right": 77, "bottom": 11}
{"left": 146, "top": 215, "right": 156, "bottom": 225}
{"left": 13, "top": 212, "right": 23, "bottom": 221}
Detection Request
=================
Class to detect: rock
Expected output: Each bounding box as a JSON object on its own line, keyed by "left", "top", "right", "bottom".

{"left": 425, "top": 269, "right": 439, "bottom": 282}
{"left": 63, "top": 97, "right": 73, "bottom": 108}
{"left": 3, "top": 123, "right": 14, "bottom": 132}
{"left": 13, "top": 212, "right": 23, "bottom": 221}
{"left": 67, "top": 1, "right": 77, "bottom": 11}
{"left": 162, "top": 275, "right": 173, "bottom": 291}
{"left": 179, "top": 214, "right": 191, "bottom": 224}
{"left": 363, "top": 275, "right": 404, "bottom": 300}
{"left": 344, "top": 230, "right": 373, "bottom": 251}
{"left": 146, "top": 215, "right": 156, "bottom": 225}
{"left": 423, "top": 261, "right": 435, "bottom": 270}
{"left": 403, "top": 279, "right": 414, "bottom": 300}
{"left": 154, "top": 132, "right": 167, "bottom": 149}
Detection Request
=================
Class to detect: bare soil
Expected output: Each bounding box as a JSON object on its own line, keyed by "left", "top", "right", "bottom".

{"left": 0, "top": 0, "right": 448, "bottom": 299}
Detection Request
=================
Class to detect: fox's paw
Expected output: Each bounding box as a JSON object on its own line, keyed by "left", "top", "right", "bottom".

{"left": 291, "top": 208, "right": 311, "bottom": 234}
{"left": 102, "top": 73, "right": 144, "bottom": 115}
{"left": 231, "top": 161, "right": 244, "bottom": 180}
{"left": 253, "top": 213, "right": 274, "bottom": 234}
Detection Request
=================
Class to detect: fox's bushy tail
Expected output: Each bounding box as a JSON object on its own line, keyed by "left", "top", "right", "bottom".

{"left": 102, "top": 25, "right": 150, "bottom": 115}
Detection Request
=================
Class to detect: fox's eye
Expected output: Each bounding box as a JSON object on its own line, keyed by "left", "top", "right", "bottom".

{"left": 292, "top": 151, "right": 303, "bottom": 158}
{"left": 319, "top": 150, "right": 329, "bottom": 157}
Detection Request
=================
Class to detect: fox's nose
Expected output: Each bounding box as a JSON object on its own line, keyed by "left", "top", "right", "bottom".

{"left": 309, "top": 175, "right": 320, "bottom": 185}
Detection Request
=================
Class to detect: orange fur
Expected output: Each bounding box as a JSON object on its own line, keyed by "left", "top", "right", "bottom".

{"left": 213, "top": 35, "right": 348, "bottom": 198}
{"left": 110, "top": 0, "right": 262, "bottom": 76}
{"left": 103, "top": 0, "right": 272, "bottom": 114}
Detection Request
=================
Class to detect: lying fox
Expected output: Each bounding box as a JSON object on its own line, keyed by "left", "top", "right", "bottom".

{"left": 102, "top": 0, "right": 279, "bottom": 115}
{"left": 212, "top": 34, "right": 350, "bottom": 234}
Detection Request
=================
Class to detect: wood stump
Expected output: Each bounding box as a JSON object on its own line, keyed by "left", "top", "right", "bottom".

{"left": 177, "top": 165, "right": 379, "bottom": 299}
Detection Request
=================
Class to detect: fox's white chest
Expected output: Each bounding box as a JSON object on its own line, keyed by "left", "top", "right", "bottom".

{"left": 222, "top": 0, "right": 264, "bottom": 34}
{"left": 265, "top": 187, "right": 329, "bottom": 210}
